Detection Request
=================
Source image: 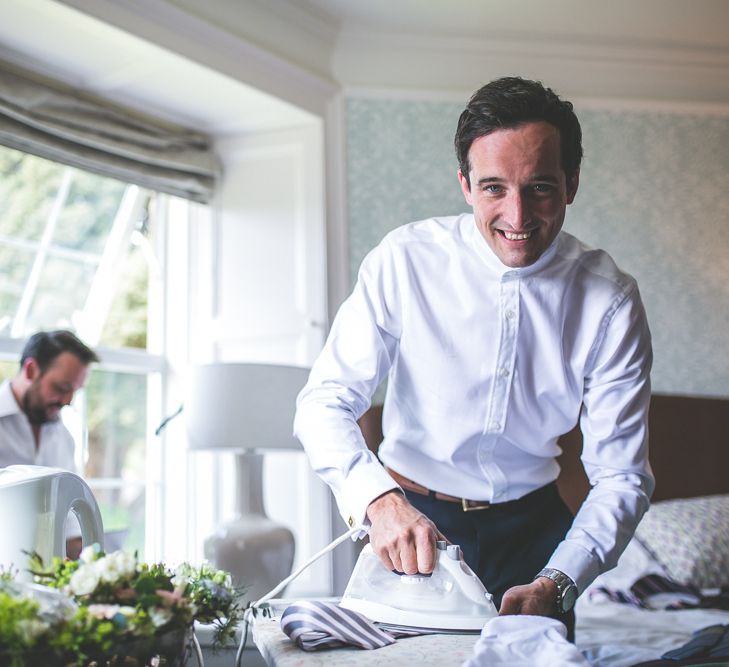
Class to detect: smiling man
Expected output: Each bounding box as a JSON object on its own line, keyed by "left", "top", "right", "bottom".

{"left": 295, "top": 77, "right": 653, "bottom": 640}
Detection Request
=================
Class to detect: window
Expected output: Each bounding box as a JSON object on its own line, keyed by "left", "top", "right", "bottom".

{"left": 0, "top": 145, "right": 171, "bottom": 559}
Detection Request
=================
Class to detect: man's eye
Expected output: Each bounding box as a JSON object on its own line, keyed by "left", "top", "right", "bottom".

{"left": 532, "top": 183, "right": 554, "bottom": 193}
{"left": 482, "top": 184, "right": 503, "bottom": 194}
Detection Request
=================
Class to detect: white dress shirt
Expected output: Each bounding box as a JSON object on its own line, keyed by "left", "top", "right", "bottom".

{"left": 0, "top": 379, "right": 82, "bottom": 539}
{"left": 294, "top": 214, "right": 654, "bottom": 593}
{"left": 0, "top": 380, "right": 77, "bottom": 470}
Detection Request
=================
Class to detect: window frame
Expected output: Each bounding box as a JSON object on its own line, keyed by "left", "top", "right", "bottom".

{"left": 0, "top": 178, "right": 213, "bottom": 564}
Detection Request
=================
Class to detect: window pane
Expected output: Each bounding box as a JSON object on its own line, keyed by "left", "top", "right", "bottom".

{"left": 0, "top": 145, "right": 153, "bottom": 345}
{"left": 85, "top": 369, "right": 150, "bottom": 555}
{"left": 0, "top": 146, "right": 66, "bottom": 242}
{"left": 25, "top": 255, "right": 97, "bottom": 333}
{"left": 54, "top": 171, "right": 127, "bottom": 254}
{"left": 99, "top": 219, "right": 151, "bottom": 350}
{"left": 0, "top": 246, "right": 34, "bottom": 336}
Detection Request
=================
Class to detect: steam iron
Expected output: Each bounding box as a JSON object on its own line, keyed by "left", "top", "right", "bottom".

{"left": 340, "top": 541, "right": 497, "bottom": 633}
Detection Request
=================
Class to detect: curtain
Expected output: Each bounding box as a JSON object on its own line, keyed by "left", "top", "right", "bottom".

{"left": 0, "top": 63, "right": 217, "bottom": 203}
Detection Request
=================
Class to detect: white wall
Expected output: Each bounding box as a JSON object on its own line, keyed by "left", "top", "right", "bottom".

{"left": 193, "top": 123, "right": 335, "bottom": 596}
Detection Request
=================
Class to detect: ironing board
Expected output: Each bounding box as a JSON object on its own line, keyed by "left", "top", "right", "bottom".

{"left": 251, "top": 601, "right": 480, "bottom": 667}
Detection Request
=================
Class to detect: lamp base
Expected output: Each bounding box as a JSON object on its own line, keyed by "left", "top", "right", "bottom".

{"left": 204, "top": 513, "right": 295, "bottom": 604}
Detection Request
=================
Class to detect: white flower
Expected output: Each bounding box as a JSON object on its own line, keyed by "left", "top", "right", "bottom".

{"left": 69, "top": 563, "right": 100, "bottom": 596}
{"left": 148, "top": 606, "right": 174, "bottom": 627}
{"left": 16, "top": 619, "right": 49, "bottom": 645}
{"left": 97, "top": 550, "right": 137, "bottom": 583}
{"left": 79, "top": 544, "right": 101, "bottom": 564}
{"left": 171, "top": 563, "right": 193, "bottom": 589}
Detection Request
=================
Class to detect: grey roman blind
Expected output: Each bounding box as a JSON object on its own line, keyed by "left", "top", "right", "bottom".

{"left": 0, "top": 63, "right": 217, "bottom": 203}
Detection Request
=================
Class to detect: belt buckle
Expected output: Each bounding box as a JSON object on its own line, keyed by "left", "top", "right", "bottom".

{"left": 461, "top": 498, "right": 490, "bottom": 512}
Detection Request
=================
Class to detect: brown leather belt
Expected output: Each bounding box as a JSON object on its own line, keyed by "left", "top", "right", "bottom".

{"left": 386, "top": 467, "right": 492, "bottom": 512}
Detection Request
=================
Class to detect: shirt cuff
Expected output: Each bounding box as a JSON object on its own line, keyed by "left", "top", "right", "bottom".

{"left": 545, "top": 540, "right": 602, "bottom": 595}
{"left": 336, "top": 459, "right": 400, "bottom": 536}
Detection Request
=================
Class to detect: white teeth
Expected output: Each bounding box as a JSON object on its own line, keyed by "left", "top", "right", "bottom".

{"left": 503, "top": 231, "right": 531, "bottom": 240}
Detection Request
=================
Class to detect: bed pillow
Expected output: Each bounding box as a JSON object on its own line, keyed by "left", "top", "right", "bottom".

{"left": 634, "top": 494, "right": 729, "bottom": 589}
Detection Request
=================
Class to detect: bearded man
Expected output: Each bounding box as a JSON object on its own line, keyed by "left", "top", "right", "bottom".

{"left": 0, "top": 329, "right": 99, "bottom": 557}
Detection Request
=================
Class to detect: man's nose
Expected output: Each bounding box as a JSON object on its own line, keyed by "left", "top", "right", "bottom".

{"left": 59, "top": 391, "right": 74, "bottom": 406}
{"left": 502, "top": 192, "right": 530, "bottom": 229}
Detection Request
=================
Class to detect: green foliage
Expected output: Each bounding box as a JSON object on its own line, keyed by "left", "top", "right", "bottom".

{"left": 175, "top": 562, "right": 245, "bottom": 646}
{"left": 0, "top": 591, "right": 44, "bottom": 665}
{"left": 0, "top": 147, "right": 62, "bottom": 241}
{"left": 16, "top": 547, "right": 243, "bottom": 664}
{"left": 0, "top": 146, "right": 126, "bottom": 250}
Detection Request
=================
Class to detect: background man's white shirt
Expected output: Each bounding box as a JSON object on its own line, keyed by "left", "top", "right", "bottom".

{"left": 0, "top": 379, "right": 76, "bottom": 469}
{"left": 0, "top": 379, "right": 81, "bottom": 537}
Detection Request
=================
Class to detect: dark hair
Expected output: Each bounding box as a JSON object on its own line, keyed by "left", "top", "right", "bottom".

{"left": 455, "top": 76, "right": 583, "bottom": 187}
{"left": 20, "top": 330, "right": 99, "bottom": 373}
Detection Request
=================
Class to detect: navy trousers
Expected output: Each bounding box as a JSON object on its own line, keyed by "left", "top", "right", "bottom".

{"left": 404, "top": 481, "right": 576, "bottom": 641}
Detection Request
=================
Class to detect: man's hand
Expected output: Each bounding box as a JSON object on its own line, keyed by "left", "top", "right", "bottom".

{"left": 499, "top": 577, "right": 557, "bottom": 617}
{"left": 366, "top": 489, "right": 445, "bottom": 575}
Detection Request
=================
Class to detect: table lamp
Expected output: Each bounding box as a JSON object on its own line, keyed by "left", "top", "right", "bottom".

{"left": 185, "top": 362, "right": 310, "bottom": 603}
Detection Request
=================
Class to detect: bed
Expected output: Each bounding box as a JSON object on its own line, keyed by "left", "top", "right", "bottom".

{"left": 357, "top": 393, "right": 729, "bottom": 667}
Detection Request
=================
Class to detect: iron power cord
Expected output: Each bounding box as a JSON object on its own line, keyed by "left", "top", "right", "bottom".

{"left": 235, "top": 524, "right": 366, "bottom": 667}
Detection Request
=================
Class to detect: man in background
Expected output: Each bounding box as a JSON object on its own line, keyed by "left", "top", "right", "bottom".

{"left": 0, "top": 329, "right": 99, "bottom": 557}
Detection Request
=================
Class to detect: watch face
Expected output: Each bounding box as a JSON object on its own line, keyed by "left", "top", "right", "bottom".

{"left": 561, "top": 585, "right": 577, "bottom": 612}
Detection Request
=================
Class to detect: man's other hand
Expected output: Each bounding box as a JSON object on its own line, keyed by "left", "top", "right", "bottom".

{"left": 365, "top": 489, "right": 445, "bottom": 575}
{"left": 499, "top": 577, "right": 557, "bottom": 617}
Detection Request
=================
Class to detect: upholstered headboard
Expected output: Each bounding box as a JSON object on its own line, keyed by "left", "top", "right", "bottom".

{"left": 357, "top": 393, "right": 729, "bottom": 514}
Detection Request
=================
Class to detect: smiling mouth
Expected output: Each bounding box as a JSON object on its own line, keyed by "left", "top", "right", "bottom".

{"left": 499, "top": 230, "right": 532, "bottom": 241}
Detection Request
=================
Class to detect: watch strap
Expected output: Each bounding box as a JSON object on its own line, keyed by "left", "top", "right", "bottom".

{"left": 534, "top": 567, "right": 577, "bottom": 613}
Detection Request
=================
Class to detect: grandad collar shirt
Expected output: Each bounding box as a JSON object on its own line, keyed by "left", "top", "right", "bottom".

{"left": 294, "top": 214, "right": 654, "bottom": 593}
{"left": 0, "top": 379, "right": 76, "bottom": 470}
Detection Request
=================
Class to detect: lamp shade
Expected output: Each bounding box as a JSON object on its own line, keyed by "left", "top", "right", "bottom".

{"left": 185, "top": 362, "right": 310, "bottom": 451}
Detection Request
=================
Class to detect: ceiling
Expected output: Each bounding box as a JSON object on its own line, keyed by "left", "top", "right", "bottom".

{"left": 299, "top": 0, "right": 729, "bottom": 104}
{"left": 304, "top": 0, "right": 729, "bottom": 49}
{"left": 0, "top": 0, "right": 727, "bottom": 137}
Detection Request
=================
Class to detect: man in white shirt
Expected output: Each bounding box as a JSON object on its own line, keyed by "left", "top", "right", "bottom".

{"left": 0, "top": 330, "right": 99, "bottom": 557}
{"left": 294, "top": 77, "right": 653, "bottom": 637}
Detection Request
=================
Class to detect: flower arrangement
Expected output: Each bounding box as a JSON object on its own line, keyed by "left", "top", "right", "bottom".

{"left": 0, "top": 546, "right": 242, "bottom": 667}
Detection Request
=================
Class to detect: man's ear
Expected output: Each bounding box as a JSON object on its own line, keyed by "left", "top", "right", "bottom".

{"left": 458, "top": 169, "right": 474, "bottom": 206}
{"left": 22, "top": 358, "right": 40, "bottom": 382}
{"left": 566, "top": 170, "right": 580, "bottom": 204}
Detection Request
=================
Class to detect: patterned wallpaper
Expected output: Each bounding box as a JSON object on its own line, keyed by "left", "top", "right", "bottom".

{"left": 345, "top": 97, "right": 729, "bottom": 398}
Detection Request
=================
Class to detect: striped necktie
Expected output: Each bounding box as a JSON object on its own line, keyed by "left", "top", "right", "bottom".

{"left": 280, "top": 599, "right": 417, "bottom": 651}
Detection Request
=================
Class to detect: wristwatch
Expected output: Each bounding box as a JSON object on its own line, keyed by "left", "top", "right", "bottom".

{"left": 534, "top": 568, "right": 578, "bottom": 613}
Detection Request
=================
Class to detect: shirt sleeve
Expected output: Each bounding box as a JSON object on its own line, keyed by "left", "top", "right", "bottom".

{"left": 546, "top": 284, "right": 654, "bottom": 594}
{"left": 294, "top": 240, "right": 402, "bottom": 531}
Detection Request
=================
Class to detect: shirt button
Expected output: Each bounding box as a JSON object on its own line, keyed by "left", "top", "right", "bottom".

{"left": 348, "top": 516, "right": 354, "bottom": 527}
{"left": 498, "top": 367, "right": 509, "bottom": 378}
{"left": 491, "top": 422, "right": 501, "bottom": 431}
{"left": 505, "top": 310, "right": 515, "bottom": 319}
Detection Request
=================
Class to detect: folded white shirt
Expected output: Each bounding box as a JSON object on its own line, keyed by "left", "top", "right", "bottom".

{"left": 463, "top": 616, "right": 590, "bottom": 667}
